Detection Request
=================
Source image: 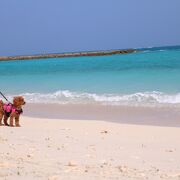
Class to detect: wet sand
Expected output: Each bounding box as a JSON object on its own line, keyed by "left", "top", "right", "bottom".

{"left": 24, "top": 103, "right": 180, "bottom": 127}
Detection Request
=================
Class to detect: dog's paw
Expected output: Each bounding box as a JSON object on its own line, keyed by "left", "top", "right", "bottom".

{"left": 16, "top": 125, "right": 21, "bottom": 127}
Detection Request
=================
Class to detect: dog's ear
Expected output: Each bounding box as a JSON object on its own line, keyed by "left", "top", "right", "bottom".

{"left": 13, "top": 97, "right": 20, "bottom": 106}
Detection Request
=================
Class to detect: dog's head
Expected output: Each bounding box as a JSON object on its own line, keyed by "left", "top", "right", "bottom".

{"left": 13, "top": 96, "right": 26, "bottom": 108}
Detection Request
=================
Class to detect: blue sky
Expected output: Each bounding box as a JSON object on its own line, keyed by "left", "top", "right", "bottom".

{"left": 0, "top": 0, "right": 180, "bottom": 56}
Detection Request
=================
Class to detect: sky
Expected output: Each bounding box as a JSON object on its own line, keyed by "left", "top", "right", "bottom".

{"left": 0, "top": 0, "right": 180, "bottom": 56}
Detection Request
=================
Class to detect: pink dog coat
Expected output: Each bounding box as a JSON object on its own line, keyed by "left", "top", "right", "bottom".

{"left": 3, "top": 103, "right": 23, "bottom": 117}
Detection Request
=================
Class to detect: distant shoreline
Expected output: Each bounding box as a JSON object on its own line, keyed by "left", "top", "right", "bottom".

{"left": 0, "top": 49, "right": 137, "bottom": 61}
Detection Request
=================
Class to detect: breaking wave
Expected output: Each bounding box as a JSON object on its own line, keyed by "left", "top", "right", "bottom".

{"left": 6, "top": 90, "right": 180, "bottom": 107}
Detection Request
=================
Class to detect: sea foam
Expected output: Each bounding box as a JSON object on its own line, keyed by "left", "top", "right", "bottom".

{"left": 6, "top": 90, "right": 180, "bottom": 107}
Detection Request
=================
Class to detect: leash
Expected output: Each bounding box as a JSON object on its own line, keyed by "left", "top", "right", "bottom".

{"left": 0, "top": 91, "right": 10, "bottom": 102}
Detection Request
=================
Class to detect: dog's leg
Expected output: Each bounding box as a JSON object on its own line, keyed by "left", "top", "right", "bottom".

{"left": 9, "top": 115, "right": 14, "bottom": 127}
{"left": 3, "top": 115, "right": 9, "bottom": 126}
{"left": 15, "top": 116, "right": 20, "bottom": 127}
{"left": 0, "top": 113, "right": 3, "bottom": 126}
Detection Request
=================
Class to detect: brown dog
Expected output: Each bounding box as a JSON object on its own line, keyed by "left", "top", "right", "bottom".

{"left": 0, "top": 96, "right": 26, "bottom": 127}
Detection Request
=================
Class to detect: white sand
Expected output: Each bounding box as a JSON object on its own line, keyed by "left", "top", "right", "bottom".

{"left": 0, "top": 116, "right": 180, "bottom": 180}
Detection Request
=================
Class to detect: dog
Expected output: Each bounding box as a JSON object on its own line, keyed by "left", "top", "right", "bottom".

{"left": 0, "top": 96, "right": 26, "bottom": 127}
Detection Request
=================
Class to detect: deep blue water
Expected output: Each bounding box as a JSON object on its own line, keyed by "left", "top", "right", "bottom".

{"left": 0, "top": 45, "right": 180, "bottom": 106}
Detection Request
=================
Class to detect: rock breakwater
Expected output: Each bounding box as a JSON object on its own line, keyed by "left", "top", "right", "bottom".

{"left": 0, "top": 49, "right": 137, "bottom": 61}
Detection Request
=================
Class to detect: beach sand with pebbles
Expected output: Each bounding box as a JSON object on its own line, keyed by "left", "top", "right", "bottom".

{"left": 0, "top": 115, "right": 180, "bottom": 180}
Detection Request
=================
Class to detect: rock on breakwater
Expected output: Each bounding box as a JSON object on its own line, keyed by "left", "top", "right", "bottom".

{"left": 0, "top": 49, "right": 137, "bottom": 61}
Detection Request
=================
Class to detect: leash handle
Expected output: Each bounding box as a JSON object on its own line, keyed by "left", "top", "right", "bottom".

{"left": 0, "top": 91, "right": 9, "bottom": 102}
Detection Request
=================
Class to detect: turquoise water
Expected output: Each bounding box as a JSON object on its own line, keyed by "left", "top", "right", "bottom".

{"left": 0, "top": 46, "right": 180, "bottom": 106}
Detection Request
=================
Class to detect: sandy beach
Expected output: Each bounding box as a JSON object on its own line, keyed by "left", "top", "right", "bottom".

{"left": 0, "top": 115, "right": 180, "bottom": 180}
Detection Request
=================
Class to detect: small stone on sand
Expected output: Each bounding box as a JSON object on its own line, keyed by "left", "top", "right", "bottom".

{"left": 101, "top": 130, "right": 108, "bottom": 134}
{"left": 68, "top": 161, "right": 77, "bottom": 167}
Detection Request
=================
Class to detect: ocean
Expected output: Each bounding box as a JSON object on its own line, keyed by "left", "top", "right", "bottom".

{"left": 0, "top": 45, "right": 180, "bottom": 107}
